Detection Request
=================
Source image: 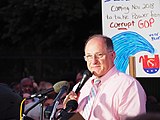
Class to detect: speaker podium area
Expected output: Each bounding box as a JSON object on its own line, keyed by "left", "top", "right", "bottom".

{"left": 69, "top": 112, "right": 85, "bottom": 120}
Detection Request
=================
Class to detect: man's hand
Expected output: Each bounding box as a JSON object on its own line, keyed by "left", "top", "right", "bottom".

{"left": 63, "top": 91, "right": 78, "bottom": 108}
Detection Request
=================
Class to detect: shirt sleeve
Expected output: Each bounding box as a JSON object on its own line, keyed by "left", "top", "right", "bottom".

{"left": 118, "top": 80, "right": 146, "bottom": 120}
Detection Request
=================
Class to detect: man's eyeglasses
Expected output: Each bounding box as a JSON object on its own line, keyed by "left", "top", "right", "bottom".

{"left": 84, "top": 51, "right": 113, "bottom": 62}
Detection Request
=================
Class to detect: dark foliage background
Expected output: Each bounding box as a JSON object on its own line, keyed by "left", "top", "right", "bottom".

{"left": 0, "top": 0, "right": 102, "bottom": 84}
{"left": 0, "top": 0, "right": 159, "bottom": 100}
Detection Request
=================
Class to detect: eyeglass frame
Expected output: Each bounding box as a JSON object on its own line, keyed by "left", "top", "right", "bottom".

{"left": 84, "top": 50, "right": 113, "bottom": 62}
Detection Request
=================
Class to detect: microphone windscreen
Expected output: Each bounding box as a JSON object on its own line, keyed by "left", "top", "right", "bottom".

{"left": 53, "top": 81, "right": 70, "bottom": 93}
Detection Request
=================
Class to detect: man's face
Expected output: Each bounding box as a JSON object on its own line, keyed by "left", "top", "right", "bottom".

{"left": 84, "top": 37, "right": 115, "bottom": 77}
{"left": 21, "top": 79, "right": 34, "bottom": 94}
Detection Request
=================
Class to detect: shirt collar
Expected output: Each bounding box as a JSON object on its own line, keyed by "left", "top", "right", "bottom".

{"left": 91, "top": 66, "right": 118, "bottom": 85}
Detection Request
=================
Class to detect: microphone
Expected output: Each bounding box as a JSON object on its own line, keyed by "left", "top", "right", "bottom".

{"left": 62, "top": 100, "right": 78, "bottom": 112}
{"left": 53, "top": 81, "right": 70, "bottom": 93}
{"left": 75, "top": 70, "right": 92, "bottom": 94}
{"left": 54, "top": 85, "right": 69, "bottom": 102}
{"left": 26, "top": 81, "right": 69, "bottom": 99}
{"left": 48, "top": 82, "right": 70, "bottom": 120}
{"left": 57, "top": 100, "right": 78, "bottom": 119}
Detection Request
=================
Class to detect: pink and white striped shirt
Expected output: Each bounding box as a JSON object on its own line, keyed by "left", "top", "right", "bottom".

{"left": 73, "top": 66, "right": 146, "bottom": 120}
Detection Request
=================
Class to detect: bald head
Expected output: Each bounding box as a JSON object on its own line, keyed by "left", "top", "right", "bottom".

{"left": 84, "top": 34, "right": 115, "bottom": 77}
{"left": 20, "top": 78, "right": 34, "bottom": 94}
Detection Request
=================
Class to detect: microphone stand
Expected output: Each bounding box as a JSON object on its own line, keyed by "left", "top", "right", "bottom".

{"left": 40, "top": 102, "right": 44, "bottom": 120}
{"left": 23, "top": 96, "right": 48, "bottom": 120}
{"left": 49, "top": 100, "right": 60, "bottom": 120}
{"left": 49, "top": 86, "right": 68, "bottom": 120}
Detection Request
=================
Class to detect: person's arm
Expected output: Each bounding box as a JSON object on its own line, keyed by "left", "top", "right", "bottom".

{"left": 118, "top": 81, "right": 146, "bottom": 120}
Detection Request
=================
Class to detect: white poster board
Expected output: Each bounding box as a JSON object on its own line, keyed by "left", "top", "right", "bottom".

{"left": 102, "top": 0, "right": 160, "bottom": 77}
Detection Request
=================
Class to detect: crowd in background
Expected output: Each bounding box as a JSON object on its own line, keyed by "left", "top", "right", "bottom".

{"left": 0, "top": 70, "right": 84, "bottom": 120}
{"left": 0, "top": 69, "right": 160, "bottom": 120}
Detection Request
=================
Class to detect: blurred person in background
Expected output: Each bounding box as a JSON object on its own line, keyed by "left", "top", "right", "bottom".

{"left": 9, "top": 81, "right": 21, "bottom": 93}
{"left": 75, "top": 69, "right": 86, "bottom": 83}
{"left": 0, "top": 83, "right": 22, "bottom": 120}
{"left": 23, "top": 92, "right": 33, "bottom": 105}
{"left": 24, "top": 81, "right": 56, "bottom": 120}
{"left": 20, "top": 77, "right": 35, "bottom": 95}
